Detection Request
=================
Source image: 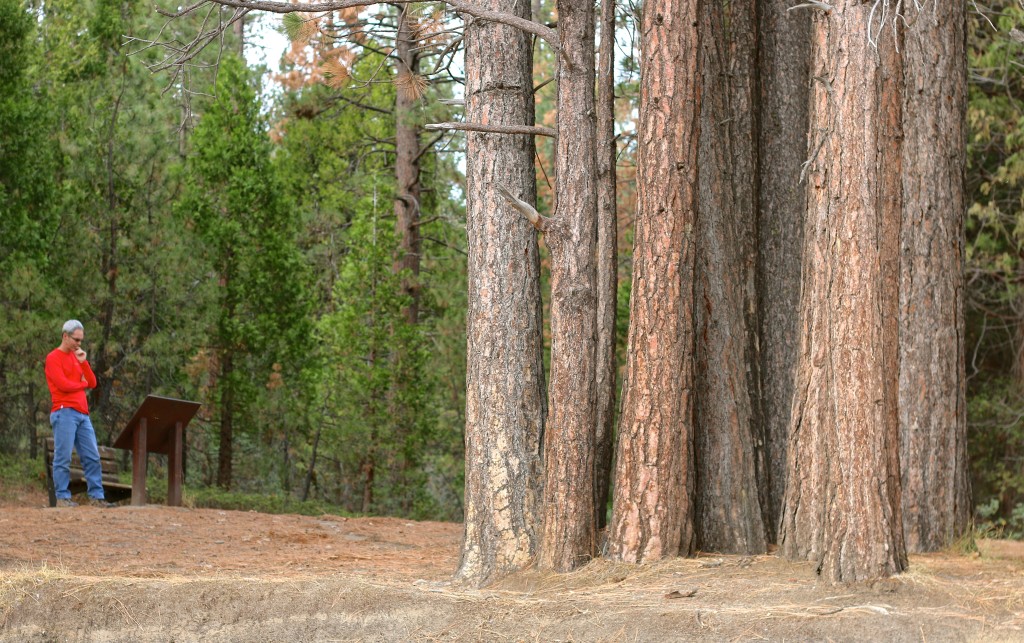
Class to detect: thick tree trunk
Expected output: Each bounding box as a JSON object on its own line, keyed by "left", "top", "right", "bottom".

{"left": 393, "top": 4, "right": 422, "bottom": 326}
{"left": 605, "top": 0, "right": 699, "bottom": 563}
{"left": 779, "top": 4, "right": 907, "bottom": 583}
{"left": 693, "top": 0, "right": 766, "bottom": 555}
{"left": 593, "top": 0, "right": 618, "bottom": 533}
{"left": 456, "top": 0, "right": 546, "bottom": 586}
{"left": 756, "top": 0, "right": 810, "bottom": 541}
{"left": 899, "top": 4, "right": 971, "bottom": 552}
{"left": 538, "top": 0, "right": 599, "bottom": 572}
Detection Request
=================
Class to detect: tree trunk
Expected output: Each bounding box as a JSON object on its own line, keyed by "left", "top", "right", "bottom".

{"left": 756, "top": 0, "right": 810, "bottom": 542}
{"left": 455, "top": 0, "right": 546, "bottom": 586}
{"left": 593, "top": 0, "right": 618, "bottom": 533}
{"left": 361, "top": 450, "right": 375, "bottom": 513}
{"left": 779, "top": 4, "right": 907, "bottom": 583}
{"left": 899, "top": 3, "right": 971, "bottom": 552}
{"left": 92, "top": 71, "right": 127, "bottom": 442}
{"left": 302, "top": 424, "right": 321, "bottom": 502}
{"left": 605, "top": 0, "right": 700, "bottom": 563}
{"left": 217, "top": 350, "right": 234, "bottom": 490}
{"left": 693, "top": 0, "right": 766, "bottom": 555}
{"left": 233, "top": 14, "right": 244, "bottom": 56}
{"left": 538, "top": 0, "right": 599, "bottom": 572}
{"left": 393, "top": 4, "right": 422, "bottom": 326}
{"left": 27, "top": 382, "right": 38, "bottom": 459}
{"left": 388, "top": 4, "right": 424, "bottom": 514}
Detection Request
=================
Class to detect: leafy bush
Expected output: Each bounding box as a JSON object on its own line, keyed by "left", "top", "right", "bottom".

{"left": 968, "top": 379, "right": 1024, "bottom": 538}
{"left": 0, "top": 452, "right": 46, "bottom": 499}
{"left": 976, "top": 497, "right": 1024, "bottom": 540}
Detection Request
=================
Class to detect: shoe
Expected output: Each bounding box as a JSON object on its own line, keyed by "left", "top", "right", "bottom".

{"left": 88, "top": 497, "right": 117, "bottom": 508}
{"left": 56, "top": 498, "right": 78, "bottom": 507}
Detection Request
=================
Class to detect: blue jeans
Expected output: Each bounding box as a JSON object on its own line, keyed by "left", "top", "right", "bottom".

{"left": 50, "top": 408, "right": 105, "bottom": 500}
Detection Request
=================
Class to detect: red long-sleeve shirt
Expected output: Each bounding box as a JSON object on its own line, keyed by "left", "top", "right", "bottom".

{"left": 45, "top": 348, "right": 97, "bottom": 414}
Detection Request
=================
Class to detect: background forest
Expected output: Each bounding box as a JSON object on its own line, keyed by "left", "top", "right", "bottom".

{"left": 0, "top": 0, "right": 1023, "bottom": 538}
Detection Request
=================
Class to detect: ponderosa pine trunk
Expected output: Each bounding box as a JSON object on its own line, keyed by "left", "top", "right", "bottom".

{"left": 593, "top": 0, "right": 618, "bottom": 533}
{"left": 693, "top": 0, "right": 766, "bottom": 555}
{"left": 756, "top": 0, "right": 810, "bottom": 541}
{"left": 605, "top": 0, "right": 699, "bottom": 563}
{"left": 779, "top": 3, "right": 907, "bottom": 583}
{"left": 538, "top": 0, "right": 599, "bottom": 572}
{"left": 456, "top": 0, "right": 546, "bottom": 586}
{"left": 899, "top": 3, "right": 971, "bottom": 552}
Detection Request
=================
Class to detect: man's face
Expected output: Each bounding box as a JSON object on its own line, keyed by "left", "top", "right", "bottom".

{"left": 62, "top": 331, "right": 84, "bottom": 351}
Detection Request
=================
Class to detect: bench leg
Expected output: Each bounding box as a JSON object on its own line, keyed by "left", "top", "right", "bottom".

{"left": 167, "top": 421, "right": 183, "bottom": 507}
{"left": 132, "top": 417, "right": 148, "bottom": 506}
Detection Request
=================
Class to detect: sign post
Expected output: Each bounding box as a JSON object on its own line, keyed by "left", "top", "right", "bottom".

{"left": 114, "top": 395, "right": 201, "bottom": 506}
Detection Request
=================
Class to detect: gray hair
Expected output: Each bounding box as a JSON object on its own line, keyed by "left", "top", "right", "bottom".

{"left": 62, "top": 319, "right": 84, "bottom": 335}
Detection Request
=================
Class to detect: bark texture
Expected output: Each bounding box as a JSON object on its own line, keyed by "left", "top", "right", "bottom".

{"left": 899, "top": 3, "right": 971, "bottom": 552}
{"left": 756, "top": 0, "right": 810, "bottom": 541}
{"left": 456, "top": 0, "right": 546, "bottom": 586}
{"left": 605, "top": 0, "right": 699, "bottom": 563}
{"left": 539, "top": 0, "right": 599, "bottom": 572}
{"left": 779, "top": 4, "right": 908, "bottom": 583}
{"left": 593, "top": 0, "right": 618, "bottom": 532}
{"left": 693, "top": 0, "right": 766, "bottom": 555}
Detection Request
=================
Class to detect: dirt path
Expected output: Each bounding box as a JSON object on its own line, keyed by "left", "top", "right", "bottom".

{"left": 2, "top": 493, "right": 1023, "bottom": 641}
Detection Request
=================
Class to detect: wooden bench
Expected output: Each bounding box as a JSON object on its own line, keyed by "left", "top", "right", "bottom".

{"left": 43, "top": 436, "right": 133, "bottom": 506}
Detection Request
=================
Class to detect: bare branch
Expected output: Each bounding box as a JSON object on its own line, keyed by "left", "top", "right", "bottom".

{"left": 431, "top": 36, "right": 464, "bottom": 74}
{"left": 156, "top": 1, "right": 208, "bottom": 18}
{"left": 199, "top": 0, "right": 559, "bottom": 50}
{"left": 533, "top": 77, "right": 554, "bottom": 94}
{"left": 424, "top": 122, "right": 556, "bottom": 137}
{"left": 333, "top": 92, "right": 393, "bottom": 116}
{"left": 411, "top": 215, "right": 442, "bottom": 227}
{"left": 414, "top": 131, "right": 447, "bottom": 163}
{"left": 423, "top": 235, "right": 468, "bottom": 256}
{"left": 496, "top": 185, "right": 547, "bottom": 231}
{"left": 787, "top": 0, "right": 832, "bottom": 12}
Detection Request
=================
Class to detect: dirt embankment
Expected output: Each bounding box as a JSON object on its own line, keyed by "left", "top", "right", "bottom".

{"left": 1, "top": 494, "right": 1022, "bottom": 641}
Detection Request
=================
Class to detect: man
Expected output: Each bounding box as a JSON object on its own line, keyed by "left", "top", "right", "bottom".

{"left": 45, "top": 320, "right": 115, "bottom": 508}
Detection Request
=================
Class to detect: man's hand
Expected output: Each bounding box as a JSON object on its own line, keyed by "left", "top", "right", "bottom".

{"left": 75, "top": 348, "right": 87, "bottom": 363}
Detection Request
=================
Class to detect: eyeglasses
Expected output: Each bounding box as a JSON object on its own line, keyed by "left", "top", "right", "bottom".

{"left": 68, "top": 335, "right": 84, "bottom": 343}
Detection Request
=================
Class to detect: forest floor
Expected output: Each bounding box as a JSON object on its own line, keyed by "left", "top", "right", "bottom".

{"left": 1, "top": 483, "right": 1023, "bottom": 642}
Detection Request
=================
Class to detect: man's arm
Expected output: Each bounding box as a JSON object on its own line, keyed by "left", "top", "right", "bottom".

{"left": 45, "top": 353, "right": 88, "bottom": 393}
{"left": 80, "top": 360, "right": 97, "bottom": 389}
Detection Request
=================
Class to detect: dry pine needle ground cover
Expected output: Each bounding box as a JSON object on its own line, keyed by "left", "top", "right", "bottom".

{"left": 1, "top": 485, "right": 1023, "bottom": 642}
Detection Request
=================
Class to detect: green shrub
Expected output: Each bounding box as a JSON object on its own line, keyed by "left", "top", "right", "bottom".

{"left": 0, "top": 452, "right": 46, "bottom": 499}
{"left": 968, "top": 379, "right": 1024, "bottom": 539}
